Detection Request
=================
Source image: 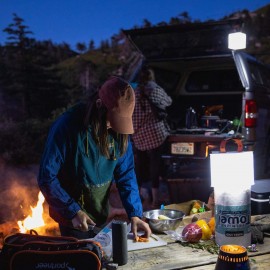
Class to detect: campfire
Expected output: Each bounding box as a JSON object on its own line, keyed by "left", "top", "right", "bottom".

{"left": 17, "top": 191, "right": 45, "bottom": 233}
{"left": 0, "top": 190, "right": 60, "bottom": 248}
{"left": 0, "top": 165, "right": 127, "bottom": 250}
{"left": 17, "top": 191, "right": 60, "bottom": 236}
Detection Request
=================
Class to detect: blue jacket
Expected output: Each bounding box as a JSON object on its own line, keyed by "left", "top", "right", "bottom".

{"left": 37, "top": 103, "right": 142, "bottom": 226}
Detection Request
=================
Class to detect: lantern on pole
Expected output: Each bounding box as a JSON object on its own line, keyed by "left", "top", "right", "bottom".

{"left": 210, "top": 140, "right": 254, "bottom": 247}
{"left": 228, "top": 32, "right": 246, "bottom": 50}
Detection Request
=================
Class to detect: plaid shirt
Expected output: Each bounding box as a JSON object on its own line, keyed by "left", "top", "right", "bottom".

{"left": 132, "top": 81, "right": 172, "bottom": 151}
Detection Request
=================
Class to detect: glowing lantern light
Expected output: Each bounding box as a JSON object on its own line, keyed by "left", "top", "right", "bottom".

{"left": 228, "top": 32, "right": 246, "bottom": 50}
{"left": 210, "top": 151, "right": 254, "bottom": 247}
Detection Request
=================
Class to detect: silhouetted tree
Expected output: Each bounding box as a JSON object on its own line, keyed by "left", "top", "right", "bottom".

{"left": 88, "top": 39, "right": 95, "bottom": 51}
{"left": 3, "top": 13, "right": 34, "bottom": 48}
{"left": 1, "top": 14, "right": 70, "bottom": 120}
{"left": 2, "top": 14, "right": 36, "bottom": 119}
{"left": 178, "top": 12, "right": 192, "bottom": 23}
{"left": 143, "top": 19, "right": 152, "bottom": 28}
{"left": 169, "top": 17, "right": 181, "bottom": 25}
{"left": 76, "top": 42, "right": 87, "bottom": 53}
{"left": 100, "top": 39, "right": 110, "bottom": 53}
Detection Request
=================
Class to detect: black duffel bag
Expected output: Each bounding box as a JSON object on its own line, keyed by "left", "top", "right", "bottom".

{"left": 0, "top": 232, "right": 103, "bottom": 270}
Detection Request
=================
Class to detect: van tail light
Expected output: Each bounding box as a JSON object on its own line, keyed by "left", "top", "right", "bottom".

{"left": 245, "top": 99, "right": 257, "bottom": 127}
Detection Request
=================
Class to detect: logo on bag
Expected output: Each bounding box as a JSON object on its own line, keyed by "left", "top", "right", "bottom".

{"left": 35, "top": 262, "right": 75, "bottom": 269}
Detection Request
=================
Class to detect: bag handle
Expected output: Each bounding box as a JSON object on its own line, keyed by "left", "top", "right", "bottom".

{"left": 22, "top": 240, "right": 102, "bottom": 252}
{"left": 3, "top": 232, "right": 78, "bottom": 246}
{"left": 220, "top": 138, "right": 243, "bottom": 153}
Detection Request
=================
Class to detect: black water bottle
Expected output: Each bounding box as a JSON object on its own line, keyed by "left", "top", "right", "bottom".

{"left": 112, "top": 220, "right": 128, "bottom": 266}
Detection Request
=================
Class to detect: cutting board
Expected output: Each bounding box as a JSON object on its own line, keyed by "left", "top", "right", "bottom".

{"left": 93, "top": 221, "right": 167, "bottom": 255}
{"left": 127, "top": 232, "right": 167, "bottom": 251}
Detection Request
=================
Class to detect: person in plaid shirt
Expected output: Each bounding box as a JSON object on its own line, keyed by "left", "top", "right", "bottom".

{"left": 132, "top": 67, "right": 172, "bottom": 209}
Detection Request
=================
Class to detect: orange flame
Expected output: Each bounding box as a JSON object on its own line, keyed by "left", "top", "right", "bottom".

{"left": 17, "top": 191, "right": 45, "bottom": 233}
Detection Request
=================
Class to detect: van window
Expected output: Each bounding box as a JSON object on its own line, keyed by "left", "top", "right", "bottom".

{"left": 185, "top": 69, "right": 243, "bottom": 93}
{"left": 154, "top": 68, "right": 182, "bottom": 96}
{"left": 248, "top": 62, "right": 270, "bottom": 91}
{"left": 131, "top": 66, "right": 181, "bottom": 96}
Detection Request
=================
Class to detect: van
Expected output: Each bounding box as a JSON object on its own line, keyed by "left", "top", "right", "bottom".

{"left": 124, "top": 20, "right": 270, "bottom": 202}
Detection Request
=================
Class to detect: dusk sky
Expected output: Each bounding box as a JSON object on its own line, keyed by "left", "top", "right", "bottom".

{"left": 1, "top": 0, "right": 269, "bottom": 49}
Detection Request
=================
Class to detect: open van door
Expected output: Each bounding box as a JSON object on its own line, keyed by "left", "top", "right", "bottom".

{"left": 123, "top": 19, "right": 243, "bottom": 60}
{"left": 124, "top": 19, "right": 270, "bottom": 184}
{"left": 233, "top": 51, "right": 270, "bottom": 177}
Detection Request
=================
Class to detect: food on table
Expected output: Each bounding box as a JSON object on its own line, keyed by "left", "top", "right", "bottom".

{"left": 208, "top": 217, "right": 215, "bottom": 234}
{"left": 134, "top": 235, "right": 150, "bottom": 242}
{"left": 158, "top": 214, "right": 171, "bottom": 220}
{"left": 190, "top": 207, "right": 199, "bottom": 214}
{"left": 189, "top": 201, "right": 202, "bottom": 215}
{"left": 196, "top": 219, "right": 212, "bottom": 240}
{"left": 181, "top": 223, "right": 202, "bottom": 243}
{"left": 198, "top": 205, "right": 206, "bottom": 213}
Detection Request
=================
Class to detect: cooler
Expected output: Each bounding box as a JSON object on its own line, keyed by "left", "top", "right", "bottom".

{"left": 251, "top": 179, "right": 270, "bottom": 215}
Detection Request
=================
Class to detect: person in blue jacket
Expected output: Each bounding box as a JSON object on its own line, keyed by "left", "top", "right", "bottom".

{"left": 37, "top": 76, "right": 151, "bottom": 239}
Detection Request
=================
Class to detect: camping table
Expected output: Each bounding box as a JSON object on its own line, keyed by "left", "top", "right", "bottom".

{"left": 116, "top": 234, "right": 270, "bottom": 270}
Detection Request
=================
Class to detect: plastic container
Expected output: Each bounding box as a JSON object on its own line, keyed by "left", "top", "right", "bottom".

{"left": 251, "top": 179, "right": 270, "bottom": 215}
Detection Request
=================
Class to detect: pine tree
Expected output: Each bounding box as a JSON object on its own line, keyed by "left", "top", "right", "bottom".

{"left": 76, "top": 42, "right": 87, "bottom": 53}
{"left": 88, "top": 39, "right": 95, "bottom": 51}
{"left": 1, "top": 14, "right": 69, "bottom": 120}
{"left": 2, "top": 14, "right": 35, "bottom": 119}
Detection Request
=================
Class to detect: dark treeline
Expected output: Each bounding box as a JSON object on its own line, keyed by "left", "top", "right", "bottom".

{"left": 0, "top": 6, "right": 270, "bottom": 165}
{"left": 0, "top": 14, "right": 124, "bottom": 164}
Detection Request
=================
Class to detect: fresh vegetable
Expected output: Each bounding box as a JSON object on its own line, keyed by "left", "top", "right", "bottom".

{"left": 208, "top": 217, "right": 215, "bottom": 234}
{"left": 180, "top": 239, "right": 219, "bottom": 254}
{"left": 182, "top": 223, "right": 202, "bottom": 243}
{"left": 134, "top": 236, "right": 149, "bottom": 242}
{"left": 134, "top": 233, "right": 149, "bottom": 242}
{"left": 198, "top": 206, "right": 205, "bottom": 213}
{"left": 196, "top": 220, "right": 212, "bottom": 240}
{"left": 190, "top": 207, "right": 198, "bottom": 214}
{"left": 189, "top": 201, "right": 202, "bottom": 215}
{"left": 158, "top": 214, "right": 170, "bottom": 220}
{"left": 192, "top": 201, "right": 201, "bottom": 209}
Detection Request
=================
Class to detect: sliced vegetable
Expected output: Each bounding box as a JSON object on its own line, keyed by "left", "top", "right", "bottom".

{"left": 134, "top": 235, "right": 149, "bottom": 242}
{"left": 158, "top": 214, "right": 171, "bottom": 220}
{"left": 208, "top": 217, "right": 215, "bottom": 234}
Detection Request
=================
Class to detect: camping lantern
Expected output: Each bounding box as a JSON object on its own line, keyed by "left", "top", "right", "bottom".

{"left": 215, "top": 245, "right": 250, "bottom": 270}
{"left": 210, "top": 150, "right": 254, "bottom": 247}
{"left": 228, "top": 32, "right": 246, "bottom": 50}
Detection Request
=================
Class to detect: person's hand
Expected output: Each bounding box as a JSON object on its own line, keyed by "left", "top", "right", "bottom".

{"left": 130, "top": 216, "right": 151, "bottom": 240}
{"left": 72, "top": 210, "right": 95, "bottom": 231}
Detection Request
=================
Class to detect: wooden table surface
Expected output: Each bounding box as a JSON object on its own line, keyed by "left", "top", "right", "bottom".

{"left": 116, "top": 234, "right": 270, "bottom": 270}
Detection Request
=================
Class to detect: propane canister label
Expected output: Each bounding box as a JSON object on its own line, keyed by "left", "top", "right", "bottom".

{"left": 215, "top": 204, "right": 251, "bottom": 236}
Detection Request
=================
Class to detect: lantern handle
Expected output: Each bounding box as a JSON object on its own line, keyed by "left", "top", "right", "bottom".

{"left": 220, "top": 138, "right": 243, "bottom": 153}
